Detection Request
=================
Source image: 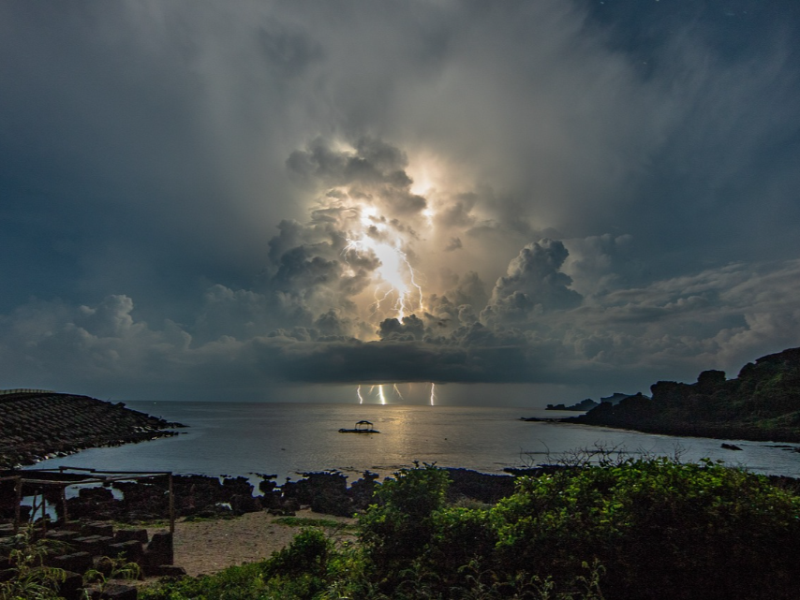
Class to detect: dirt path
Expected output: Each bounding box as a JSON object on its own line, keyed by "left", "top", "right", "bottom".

{"left": 148, "top": 510, "right": 356, "bottom": 577}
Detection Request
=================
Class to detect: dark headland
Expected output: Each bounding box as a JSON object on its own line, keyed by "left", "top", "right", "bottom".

{"left": 558, "top": 347, "right": 800, "bottom": 442}
{"left": 0, "top": 391, "right": 183, "bottom": 469}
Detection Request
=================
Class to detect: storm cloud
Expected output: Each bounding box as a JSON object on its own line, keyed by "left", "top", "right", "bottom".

{"left": 1, "top": 1, "right": 799, "bottom": 403}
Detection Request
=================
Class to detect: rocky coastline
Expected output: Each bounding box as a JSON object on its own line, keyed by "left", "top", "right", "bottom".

{"left": 1, "top": 466, "right": 522, "bottom": 528}
{"left": 0, "top": 391, "right": 184, "bottom": 469}
{"left": 560, "top": 347, "right": 800, "bottom": 443}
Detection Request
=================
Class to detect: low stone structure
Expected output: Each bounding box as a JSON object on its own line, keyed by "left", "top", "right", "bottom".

{"left": 0, "top": 519, "right": 182, "bottom": 600}
{"left": 0, "top": 392, "right": 183, "bottom": 469}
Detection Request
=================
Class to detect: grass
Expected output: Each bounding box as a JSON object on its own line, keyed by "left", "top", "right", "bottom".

{"left": 273, "top": 516, "right": 352, "bottom": 529}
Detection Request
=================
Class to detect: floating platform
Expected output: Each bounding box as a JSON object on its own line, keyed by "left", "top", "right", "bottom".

{"left": 339, "top": 420, "right": 379, "bottom": 433}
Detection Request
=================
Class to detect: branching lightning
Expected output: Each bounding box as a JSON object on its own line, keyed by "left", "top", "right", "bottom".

{"left": 353, "top": 382, "right": 436, "bottom": 404}
{"left": 342, "top": 206, "right": 424, "bottom": 323}
{"left": 342, "top": 202, "right": 434, "bottom": 408}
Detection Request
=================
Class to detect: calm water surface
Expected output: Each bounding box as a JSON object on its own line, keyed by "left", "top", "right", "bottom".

{"left": 30, "top": 402, "right": 800, "bottom": 482}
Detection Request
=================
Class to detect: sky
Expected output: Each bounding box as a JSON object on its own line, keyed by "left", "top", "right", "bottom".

{"left": 1, "top": 0, "right": 799, "bottom": 406}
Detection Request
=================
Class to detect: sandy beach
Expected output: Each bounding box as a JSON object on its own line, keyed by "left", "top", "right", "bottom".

{"left": 148, "top": 509, "right": 356, "bottom": 577}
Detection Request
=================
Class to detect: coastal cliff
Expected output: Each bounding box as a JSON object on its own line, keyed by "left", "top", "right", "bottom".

{"left": 0, "top": 391, "right": 183, "bottom": 468}
{"left": 567, "top": 347, "right": 800, "bottom": 442}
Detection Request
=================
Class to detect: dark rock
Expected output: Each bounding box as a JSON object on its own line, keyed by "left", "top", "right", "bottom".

{"left": 60, "top": 520, "right": 84, "bottom": 532}
{"left": 108, "top": 540, "right": 145, "bottom": 563}
{"left": 349, "top": 471, "right": 379, "bottom": 510}
{"left": 282, "top": 498, "right": 300, "bottom": 513}
{"left": 113, "top": 529, "right": 148, "bottom": 544}
{"left": 697, "top": 370, "right": 727, "bottom": 392}
{"left": 82, "top": 522, "right": 115, "bottom": 537}
{"left": 152, "top": 564, "right": 187, "bottom": 577}
{"left": 89, "top": 582, "right": 138, "bottom": 599}
{"left": 546, "top": 398, "right": 600, "bottom": 411}
{"left": 51, "top": 552, "right": 94, "bottom": 574}
{"left": 45, "top": 529, "right": 80, "bottom": 543}
{"left": 231, "top": 494, "right": 261, "bottom": 514}
{"left": 143, "top": 531, "right": 173, "bottom": 575}
{"left": 58, "top": 571, "right": 84, "bottom": 600}
{"left": 283, "top": 471, "right": 354, "bottom": 517}
{"left": 73, "top": 535, "right": 114, "bottom": 557}
{"left": 565, "top": 347, "right": 800, "bottom": 443}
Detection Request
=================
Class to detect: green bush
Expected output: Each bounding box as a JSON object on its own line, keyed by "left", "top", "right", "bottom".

{"left": 358, "top": 463, "right": 450, "bottom": 574}
{"left": 359, "top": 458, "right": 800, "bottom": 599}
{"left": 264, "top": 528, "right": 331, "bottom": 577}
{"left": 140, "top": 561, "right": 267, "bottom": 600}
{"left": 141, "top": 458, "right": 800, "bottom": 600}
{"left": 486, "top": 458, "right": 800, "bottom": 599}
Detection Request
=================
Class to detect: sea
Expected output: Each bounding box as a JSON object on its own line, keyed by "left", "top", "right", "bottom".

{"left": 26, "top": 401, "right": 800, "bottom": 483}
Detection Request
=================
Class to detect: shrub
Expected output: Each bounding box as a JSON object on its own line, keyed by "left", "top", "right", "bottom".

{"left": 264, "top": 527, "right": 331, "bottom": 578}
{"left": 142, "top": 457, "right": 800, "bottom": 600}
{"left": 358, "top": 463, "right": 450, "bottom": 574}
{"left": 490, "top": 458, "right": 800, "bottom": 600}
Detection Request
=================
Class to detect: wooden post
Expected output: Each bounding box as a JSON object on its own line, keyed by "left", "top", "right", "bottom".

{"left": 41, "top": 489, "right": 46, "bottom": 534}
{"left": 168, "top": 473, "right": 175, "bottom": 535}
{"left": 14, "top": 476, "right": 21, "bottom": 534}
{"left": 61, "top": 485, "right": 68, "bottom": 524}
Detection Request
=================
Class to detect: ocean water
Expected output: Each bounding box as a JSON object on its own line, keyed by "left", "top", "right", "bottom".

{"left": 28, "top": 401, "right": 800, "bottom": 482}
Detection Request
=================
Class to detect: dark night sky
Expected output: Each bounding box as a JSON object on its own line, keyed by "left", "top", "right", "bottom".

{"left": 1, "top": 0, "right": 799, "bottom": 405}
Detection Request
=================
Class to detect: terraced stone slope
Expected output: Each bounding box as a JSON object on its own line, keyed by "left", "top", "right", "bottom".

{"left": 0, "top": 392, "right": 182, "bottom": 468}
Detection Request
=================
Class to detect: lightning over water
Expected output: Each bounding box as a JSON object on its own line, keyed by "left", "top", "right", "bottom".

{"left": 353, "top": 382, "right": 437, "bottom": 405}
{"left": 378, "top": 384, "right": 387, "bottom": 405}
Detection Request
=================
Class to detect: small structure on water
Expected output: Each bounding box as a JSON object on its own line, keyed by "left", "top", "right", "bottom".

{"left": 339, "top": 420, "right": 379, "bottom": 433}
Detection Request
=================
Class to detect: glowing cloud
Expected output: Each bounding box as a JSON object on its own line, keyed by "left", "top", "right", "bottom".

{"left": 343, "top": 206, "right": 425, "bottom": 323}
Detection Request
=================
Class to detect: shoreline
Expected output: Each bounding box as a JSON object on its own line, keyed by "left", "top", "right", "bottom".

{"left": 521, "top": 413, "right": 800, "bottom": 444}
{"left": 559, "top": 414, "right": 800, "bottom": 444}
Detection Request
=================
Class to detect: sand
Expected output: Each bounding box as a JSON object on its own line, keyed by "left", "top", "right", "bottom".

{"left": 148, "top": 509, "right": 356, "bottom": 577}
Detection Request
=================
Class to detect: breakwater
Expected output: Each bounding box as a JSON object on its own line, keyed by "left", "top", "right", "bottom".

{"left": 0, "top": 392, "right": 183, "bottom": 468}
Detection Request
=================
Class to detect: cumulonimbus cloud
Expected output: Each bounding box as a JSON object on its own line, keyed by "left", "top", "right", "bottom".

{"left": 1, "top": 1, "right": 799, "bottom": 401}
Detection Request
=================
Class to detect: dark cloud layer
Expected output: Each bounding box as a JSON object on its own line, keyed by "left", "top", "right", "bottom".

{"left": 1, "top": 1, "right": 799, "bottom": 403}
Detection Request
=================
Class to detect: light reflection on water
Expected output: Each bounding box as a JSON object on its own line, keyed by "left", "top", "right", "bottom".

{"left": 28, "top": 402, "right": 800, "bottom": 482}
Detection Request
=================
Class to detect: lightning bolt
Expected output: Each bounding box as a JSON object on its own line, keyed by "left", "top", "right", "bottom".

{"left": 430, "top": 382, "right": 436, "bottom": 406}
{"left": 378, "top": 384, "right": 387, "bottom": 405}
{"left": 356, "top": 385, "right": 364, "bottom": 405}
{"left": 393, "top": 383, "right": 404, "bottom": 400}
{"left": 342, "top": 207, "right": 424, "bottom": 323}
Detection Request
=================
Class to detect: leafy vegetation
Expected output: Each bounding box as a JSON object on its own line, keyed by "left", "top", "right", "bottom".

{"left": 0, "top": 526, "right": 143, "bottom": 600}
{"left": 0, "top": 527, "right": 66, "bottom": 600}
{"left": 139, "top": 458, "right": 800, "bottom": 600}
{"left": 273, "top": 516, "right": 350, "bottom": 530}
{"left": 83, "top": 553, "right": 142, "bottom": 596}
